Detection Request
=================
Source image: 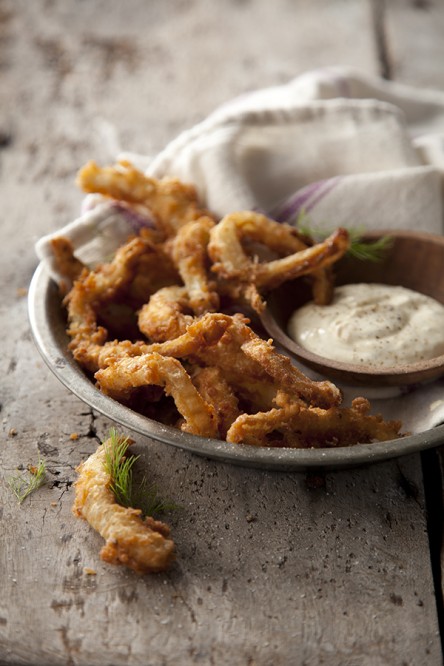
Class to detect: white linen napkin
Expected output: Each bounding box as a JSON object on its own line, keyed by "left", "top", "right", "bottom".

{"left": 35, "top": 66, "right": 444, "bottom": 435}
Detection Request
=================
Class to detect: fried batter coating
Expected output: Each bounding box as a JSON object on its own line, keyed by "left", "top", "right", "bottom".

{"left": 310, "top": 267, "right": 335, "bottom": 306}
{"left": 240, "top": 335, "right": 342, "bottom": 409}
{"left": 50, "top": 236, "right": 86, "bottom": 292}
{"left": 191, "top": 366, "right": 241, "bottom": 438}
{"left": 73, "top": 437, "right": 175, "bottom": 573}
{"left": 140, "top": 312, "right": 341, "bottom": 412}
{"left": 95, "top": 352, "right": 218, "bottom": 438}
{"left": 184, "top": 314, "right": 342, "bottom": 411}
{"left": 77, "top": 160, "right": 209, "bottom": 237}
{"left": 208, "top": 212, "right": 349, "bottom": 310}
{"left": 65, "top": 235, "right": 153, "bottom": 370}
{"left": 141, "top": 311, "right": 233, "bottom": 355}
{"left": 166, "top": 215, "right": 219, "bottom": 315}
{"left": 61, "top": 230, "right": 186, "bottom": 372}
{"left": 226, "top": 403, "right": 301, "bottom": 447}
{"left": 208, "top": 211, "right": 308, "bottom": 276}
{"left": 138, "top": 286, "right": 195, "bottom": 342}
{"left": 127, "top": 240, "right": 180, "bottom": 305}
{"left": 60, "top": 166, "right": 405, "bottom": 450}
{"left": 227, "top": 397, "right": 402, "bottom": 448}
{"left": 92, "top": 312, "right": 233, "bottom": 373}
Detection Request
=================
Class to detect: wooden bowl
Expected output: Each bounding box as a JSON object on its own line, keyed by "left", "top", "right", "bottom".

{"left": 261, "top": 230, "right": 444, "bottom": 387}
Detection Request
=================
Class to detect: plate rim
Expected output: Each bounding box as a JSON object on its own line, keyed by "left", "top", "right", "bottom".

{"left": 27, "top": 262, "right": 444, "bottom": 471}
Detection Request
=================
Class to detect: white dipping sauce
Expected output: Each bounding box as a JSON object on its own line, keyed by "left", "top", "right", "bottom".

{"left": 288, "top": 283, "right": 444, "bottom": 368}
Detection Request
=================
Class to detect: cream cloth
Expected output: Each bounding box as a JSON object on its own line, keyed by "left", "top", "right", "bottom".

{"left": 35, "top": 66, "right": 444, "bottom": 435}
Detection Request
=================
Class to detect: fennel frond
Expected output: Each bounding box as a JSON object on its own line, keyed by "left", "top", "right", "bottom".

{"left": 295, "top": 211, "right": 392, "bottom": 263}
{"left": 7, "top": 458, "right": 47, "bottom": 504}
{"left": 347, "top": 232, "right": 393, "bottom": 262}
{"left": 103, "top": 429, "right": 179, "bottom": 517}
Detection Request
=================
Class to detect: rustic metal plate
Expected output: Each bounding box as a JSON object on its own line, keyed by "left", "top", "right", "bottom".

{"left": 28, "top": 262, "right": 444, "bottom": 470}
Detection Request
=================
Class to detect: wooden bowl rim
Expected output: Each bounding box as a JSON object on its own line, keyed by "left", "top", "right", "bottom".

{"left": 262, "top": 228, "right": 444, "bottom": 386}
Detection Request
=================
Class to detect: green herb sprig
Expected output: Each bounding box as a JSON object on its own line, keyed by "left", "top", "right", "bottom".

{"left": 346, "top": 231, "right": 393, "bottom": 262}
{"left": 7, "top": 458, "right": 47, "bottom": 504}
{"left": 103, "top": 429, "right": 179, "bottom": 517}
{"left": 103, "top": 430, "right": 135, "bottom": 507}
{"left": 295, "top": 211, "right": 393, "bottom": 263}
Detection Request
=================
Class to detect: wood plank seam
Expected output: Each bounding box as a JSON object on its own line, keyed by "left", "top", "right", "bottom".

{"left": 421, "top": 449, "right": 444, "bottom": 659}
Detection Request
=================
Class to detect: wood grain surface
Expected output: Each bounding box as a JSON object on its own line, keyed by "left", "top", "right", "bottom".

{"left": 1, "top": 1, "right": 444, "bottom": 665}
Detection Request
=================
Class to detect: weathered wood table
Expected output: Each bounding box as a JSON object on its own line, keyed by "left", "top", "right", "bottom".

{"left": 2, "top": 1, "right": 444, "bottom": 664}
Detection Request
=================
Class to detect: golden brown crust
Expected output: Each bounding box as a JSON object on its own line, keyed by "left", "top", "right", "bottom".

{"left": 138, "top": 286, "right": 195, "bottom": 342}
{"left": 77, "top": 160, "right": 210, "bottom": 237}
{"left": 73, "top": 437, "right": 175, "bottom": 574}
{"left": 191, "top": 365, "right": 241, "bottom": 438}
{"left": 226, "top": 397, "right": 402, "bottom": 448}
{"left": 95, "top": 353, "right": 218, "bottom": 437}
{"left": 55, "top": 162, "right": 404, "bottom": 450}
{"left": 167, "top": 215, "right": 219, "bottom": 315}
{"left": 50, "top": 237, "right": 85, "bottom": 292}
{"left": 207, "top": 211, "right": 349, "bottom": 309}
